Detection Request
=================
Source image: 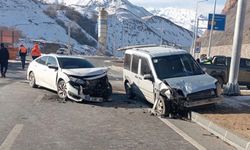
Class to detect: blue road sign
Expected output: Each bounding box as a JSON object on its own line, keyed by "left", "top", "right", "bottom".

{"left": 207, "top": 14, "right": 226, "bottom": 31}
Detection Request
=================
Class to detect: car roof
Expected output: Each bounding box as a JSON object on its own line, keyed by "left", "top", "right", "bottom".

{"left": 125, "top": 46, "right": 188, "bottom": 58}
{"left": 42, "top": 54, "right": 85, "bottom": 59}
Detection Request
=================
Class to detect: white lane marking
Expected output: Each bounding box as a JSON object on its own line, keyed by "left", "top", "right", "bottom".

{"left": 0, "top": 124, "right": 24, "bottom": 150}
{"left": 159, "top": 117, "right": 206, "bottom": 150}
{"left": 33, "top": 94, "right": 44, "bottom": 105}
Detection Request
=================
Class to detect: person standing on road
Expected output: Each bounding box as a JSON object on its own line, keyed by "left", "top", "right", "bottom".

{"left": 0, "top": 43, "right": 9, "bottom": 78}
{"left": 19, "top": 44, "right": 27, "bottom": 69}
{"left": 31, "top": 43, "right": 41, "bottom": 60}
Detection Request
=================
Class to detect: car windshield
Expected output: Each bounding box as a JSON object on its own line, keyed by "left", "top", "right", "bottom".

{"left": 58, "top": 57, "right": 94, "bottom": 69}
{"left": 152, "top": 54, "right": 204, "bottom": 79}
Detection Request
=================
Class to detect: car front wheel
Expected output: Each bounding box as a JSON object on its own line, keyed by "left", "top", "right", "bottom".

{"left": 57, "top": 80, "right": 68, "bottom": 99}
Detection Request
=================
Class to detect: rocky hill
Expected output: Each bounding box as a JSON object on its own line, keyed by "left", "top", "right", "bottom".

{"left": 202, "top": 0, "right": 250, "bottom": 47}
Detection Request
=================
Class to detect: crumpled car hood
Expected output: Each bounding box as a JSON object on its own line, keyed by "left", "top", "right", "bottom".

{"left": 62, "top": 67, "right": 107, "bottom": 78}
{"left": 164, "top": 74, "right": 217, "bottom": 97}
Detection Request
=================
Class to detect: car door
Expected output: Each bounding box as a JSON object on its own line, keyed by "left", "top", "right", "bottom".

{"left": 130, "top": 55, "right": 140, "bottom": 96}
{"left": 239, "top": 59, "right": 250, "bottom": 85}
{"left": 44, "top": 56, "right": 59, "bottom": 91}
{"left": 138, "top": 57, "right": 154, "bottom": 103}
{"left": 35, "top": 56, "right": 48, "bottom": 87}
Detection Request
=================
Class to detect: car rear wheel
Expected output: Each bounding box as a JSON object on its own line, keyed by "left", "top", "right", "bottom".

{"left": 57, "top": 80, "right": 68, "bottom": 99}
{"left": 29, "top": 72, "right": 37, "bottom": 88}
{"left": 125, "top": 82, "right": 135, "bottom": 99}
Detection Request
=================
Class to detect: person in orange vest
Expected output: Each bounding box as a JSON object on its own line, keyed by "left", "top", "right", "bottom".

{"left": 19, "top": 44, "right": 27, "bottom": 69}
{"left": 31, "top": 43, "right": 41, "bottom": 60}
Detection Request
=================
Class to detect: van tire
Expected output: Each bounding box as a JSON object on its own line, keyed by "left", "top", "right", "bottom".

{"left": 156, "top": 96, "right": 170, "bottom": 117}
{"left": 125, "top": 82, "right": 135, "bottom": 99}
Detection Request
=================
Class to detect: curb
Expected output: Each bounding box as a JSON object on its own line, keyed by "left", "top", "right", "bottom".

{"left": 191, "top": 112, "right": 250, "bottom": 150}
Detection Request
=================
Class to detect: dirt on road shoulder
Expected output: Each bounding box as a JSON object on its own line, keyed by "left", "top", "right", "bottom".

{"left": 195, "top": 96, "right": 250, "bottom": 140}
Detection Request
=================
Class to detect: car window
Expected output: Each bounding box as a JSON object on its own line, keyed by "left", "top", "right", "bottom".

{"left": 124, "top": 54, "right": 131, "bottom": 70}
{"left": 131, "top": 55, "right": 139, "bottom": 74}
{"left": 47, "top": 56, "right": 58, "bottom": 66}
{"left": 36, "top": 56, "right": 48, "bottom": 65}
{"left": 141, "top": 57, "right": 151, "bottom": 75}
{"left": 213, "top": 57, "right": 226, "bottom": 65}
{"left": 58, "top": 58, "right": 94, "bottom": 69}
{"left": 246, "top": 60, "right": 250, "bottom": 67}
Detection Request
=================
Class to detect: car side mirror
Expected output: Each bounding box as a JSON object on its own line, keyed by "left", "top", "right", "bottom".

{"left": 48, "top": 64, "right": 58, "bottom": 70}
{"left": 143, "top": 74, "right": 154, "bottom": 82}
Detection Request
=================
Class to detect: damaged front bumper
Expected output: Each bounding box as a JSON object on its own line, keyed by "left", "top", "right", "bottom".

{"left": 67, "top": 83, "right": 104, "bottom": 102}
{"left": 183, "top": 96, "right": 223, "bottom": 108}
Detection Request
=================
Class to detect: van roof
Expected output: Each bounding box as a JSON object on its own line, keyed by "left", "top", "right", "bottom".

{"left": 125, "top": 46, "right": 188, "bottom": 58}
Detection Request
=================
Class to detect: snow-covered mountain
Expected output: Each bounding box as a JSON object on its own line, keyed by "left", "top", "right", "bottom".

{"left": 148, "top": 7, "right": 208, "bottom": 36}
{"left": 0, "top": 0, "right": 193, "bottom": 56}
{"left": 71, "top": 0, "right": 193, "bottom": 56}
{"left": 0, "top": 0, "right": 98, "bottom": 54}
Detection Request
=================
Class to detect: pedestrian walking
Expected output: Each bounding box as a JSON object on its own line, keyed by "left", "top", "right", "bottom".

{"left": 31, "top": 43, "right": 41, "bottom": 60}
{"left": 19, "top": 44, "right": 27, "bottom": 69}
{"left": 0, "top": 43, "right": 9, "bottom": 78}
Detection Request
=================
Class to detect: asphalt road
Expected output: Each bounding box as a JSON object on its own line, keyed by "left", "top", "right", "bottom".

{"left": 0, "top": 59, "right": 234, "bottom": 150}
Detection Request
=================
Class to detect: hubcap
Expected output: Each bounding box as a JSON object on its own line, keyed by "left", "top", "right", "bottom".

{"left": 29, "top": 73, "right": 35, "bottom": 86}
{"left": 156, "top": 99, "right": 164, "bottom": 115}
{"left": 58, "top": 81, "right": 67, "bottom": 98}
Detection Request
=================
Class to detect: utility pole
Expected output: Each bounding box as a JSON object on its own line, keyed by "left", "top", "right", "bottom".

{"left": 67, "top": 21, "right": 72, "bottom": 55}
{"left": 224, "top": 0, "right": 247, "bottom": 96}
{"left": 207, "top": 0, "right": 217, "bottom": 57}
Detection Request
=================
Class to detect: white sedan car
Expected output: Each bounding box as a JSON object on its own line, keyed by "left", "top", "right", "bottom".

{"left": 27, "top": 54, "right": 112, "bottom": 102}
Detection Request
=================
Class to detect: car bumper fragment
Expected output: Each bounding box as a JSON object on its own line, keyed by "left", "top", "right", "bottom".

{"left": 67, "top": 83, "right": 104, "bottom": 102}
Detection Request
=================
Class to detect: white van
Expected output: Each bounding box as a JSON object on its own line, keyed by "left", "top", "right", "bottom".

{"left": 123, "top": 45, "right": 223, "bottom": 116}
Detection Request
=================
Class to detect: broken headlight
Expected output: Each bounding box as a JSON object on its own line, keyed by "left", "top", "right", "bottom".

{"left": 69, "top": 76, "right": 85, "bottom": 85}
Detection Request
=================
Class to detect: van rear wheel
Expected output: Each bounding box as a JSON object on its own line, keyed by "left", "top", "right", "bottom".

{"left": 125, "top": 82, "right": 135, "bottom": 99}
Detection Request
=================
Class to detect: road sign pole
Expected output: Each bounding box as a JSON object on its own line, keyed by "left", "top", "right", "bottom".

{"left": 207, "top": 0, "right": 216, "bottom": 57}
{"left": 224, "top": 0, "right": 247, "bottom": 96}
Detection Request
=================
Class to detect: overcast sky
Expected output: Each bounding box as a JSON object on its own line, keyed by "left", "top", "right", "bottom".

{"left": 129, "top": 0, "right": 227, "bottom": 15}
{"left": 61, "top": 0, "right": 227, "bottom": 15}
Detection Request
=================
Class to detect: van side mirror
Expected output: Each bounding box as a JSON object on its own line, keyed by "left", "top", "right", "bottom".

{"left": 143, "top": 74, "right": 154, "bottom": 82}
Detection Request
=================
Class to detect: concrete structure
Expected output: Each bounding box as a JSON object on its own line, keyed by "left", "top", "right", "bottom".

{"left": 98, "top": 8, "right": 108, "bottom": 54}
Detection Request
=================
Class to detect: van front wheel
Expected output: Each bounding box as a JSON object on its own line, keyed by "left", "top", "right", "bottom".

{"left": 156, "top": 96, "right": 170, "bottom": 117}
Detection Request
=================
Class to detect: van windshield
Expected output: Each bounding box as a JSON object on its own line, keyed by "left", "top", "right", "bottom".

{"left": 152, "top": 54, "right": 204, "bottom": 79}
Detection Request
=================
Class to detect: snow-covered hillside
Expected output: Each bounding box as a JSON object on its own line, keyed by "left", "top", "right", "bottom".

{"left": 0, "top": 0, "right": 97, "bottom": 54}
{"left": 71, "top": 0, "right": 193, "bottom": 56}
{"left": 0, "top": 0, "right": 194, "bottom": 56}
{"left": 148, "top": 7, "right": 208, "bottom": 36}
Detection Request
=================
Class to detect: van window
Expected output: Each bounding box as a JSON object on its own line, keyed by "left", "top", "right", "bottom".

{"left": 131, "top": 55, "right": 139, "bottom": 73}
{"left": 124, "top": 54, "right": 131, "bottom": 70}
{"left": 141, "top": 58, "right": 151, "bottom": 75}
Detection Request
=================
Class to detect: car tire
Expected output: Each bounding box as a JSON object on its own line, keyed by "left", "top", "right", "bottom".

{"left": 103, "top": 82, "right": 113, "bottom": 100}
{"left": 29, "top": 72, "right": 38, "bottom": 88}
{"left": 57, "top": 80, "right": 68, "bottom": 100}
{"left": 125, "top": 82, "right": 135, "bottom": 99}
{"left": 156, "top": 96, "right": 170, "bottom": 117}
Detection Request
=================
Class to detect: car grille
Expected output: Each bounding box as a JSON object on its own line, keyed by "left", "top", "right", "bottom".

{"left": 187, "top": 89, "right": 216, "bottom": 101}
